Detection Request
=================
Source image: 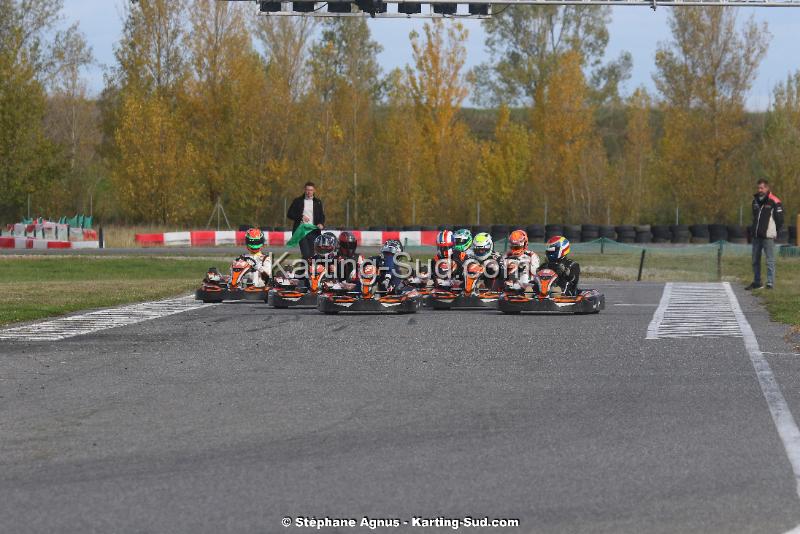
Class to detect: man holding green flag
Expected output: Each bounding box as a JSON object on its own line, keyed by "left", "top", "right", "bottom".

{"left": 287, "top": 182, "right": 325, "bottom": 259}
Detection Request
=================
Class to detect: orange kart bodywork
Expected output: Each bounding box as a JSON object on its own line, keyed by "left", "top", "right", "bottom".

{"left": 498, "top": 269, "right": 604, "bottom": 314}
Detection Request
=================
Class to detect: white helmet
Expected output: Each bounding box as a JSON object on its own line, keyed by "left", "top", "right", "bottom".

{"left": 473, "top": 232, "right": 493, "bottom": 261}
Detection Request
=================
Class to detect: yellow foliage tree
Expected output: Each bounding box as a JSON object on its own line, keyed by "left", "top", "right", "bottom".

{"left": 530, "top": 51, "right": 608, "bottom": 223}
{"left": 655, "top": 8, "right": 769, "bottom": 223}
{"left": 112, "top": 94, "right": 201, "bottom": 224}
{"left": 476, "top": 106, "right": 531, "bottom": 224}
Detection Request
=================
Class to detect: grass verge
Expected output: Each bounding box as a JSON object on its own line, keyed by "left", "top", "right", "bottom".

{"left": 0, "top": 256, "right": 227, "bottom": 326}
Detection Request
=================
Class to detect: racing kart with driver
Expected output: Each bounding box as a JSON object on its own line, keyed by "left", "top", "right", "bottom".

{"left": 498, "top": 235, "right": 604, "bottom": 314}
{"left": 268, "top": 231, "right": 338, "bottom": 308}
{"left": 317, "top": 239, "right": 422, "bottom": 314}
{"left": 196, "top": 228, "right": 273, "bottom": 303}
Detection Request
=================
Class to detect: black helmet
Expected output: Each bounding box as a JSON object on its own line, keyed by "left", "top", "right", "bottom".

{"left": 380, "top": 239, "right": 403, "bottom": 256}
{"left": 314, "top": 232, "right": 337, "bottom": 256}
{"left": 338, "top": 231, "right": 358, "bottom": 258}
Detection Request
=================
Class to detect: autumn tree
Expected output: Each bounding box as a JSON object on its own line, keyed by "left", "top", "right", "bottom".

{"left": 308, "top": 18, "right": 383, "bottom": 226}
{"left": 760, "top": 72, "right": 800, "bottom": 217}
{"left": 251, "top": 17, "right": 317, "bottom": 226}
{"left": 402, "top": 21, "right": 477, "bottom": 224}
{"left": 529, "top": 51, "right": 608, "bottom": 222}
{"left": 107, "top": 0, "right": 200, "bottom": 224}
{"left": 0, "top": 0, "right": 69, "bottom": 221}
{"left": 615, "top": 87, "right": 655, "bottom": 223}
{"left": 475, "top": 106, "right": 531, "bottom": 224}
{"left": 473, "top": 6, "right": 630, "bottom": 107}
{"left": 43, "top": 24, "right": 100, "bottom": 217}
{"left": 185, "top": 0, "right": 274, "bottom": 225}
{"left": 655, "top": 8, "right": 769, "bottom": 222}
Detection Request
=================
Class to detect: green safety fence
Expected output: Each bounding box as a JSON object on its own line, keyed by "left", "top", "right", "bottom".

{"left": 404, "top": 237, "right": 800, "bottom": 283}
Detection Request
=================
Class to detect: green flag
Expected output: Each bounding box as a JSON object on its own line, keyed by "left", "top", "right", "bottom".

{"left": 287, "top": 223, "right": 319, "bottom": 247}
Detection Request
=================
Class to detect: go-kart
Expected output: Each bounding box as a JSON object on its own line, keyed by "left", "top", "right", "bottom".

{"left": 267, "top": 263, "right": 327, "bottom": 308}
{"left": 195, "top": 255, "right": 268, "bottom": 303}
{"left": 317, "top": 263, "right": 421, "bottom": 314}
{"left": 426, "top": 261, "right": 500, "bottom": 310}
{"left": 498, "top": 267, "right": 604, "bottom": 314}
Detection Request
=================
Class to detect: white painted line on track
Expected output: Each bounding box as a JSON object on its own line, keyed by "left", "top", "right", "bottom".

{"left": 722, "top": 283, "right": 800, "bottom": 503}
{"left": 646, "top": 283, "right": 742, "bottom": 339}
{"left": 649, "top": 282, "right": 800, "bottom": 531}
{"left": 0, "top": 295, "right": 213, "bottom": 342}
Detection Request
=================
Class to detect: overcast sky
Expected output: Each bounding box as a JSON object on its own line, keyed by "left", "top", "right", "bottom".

{"left": 66, "top": 0, "right": 800, "bottom": 110}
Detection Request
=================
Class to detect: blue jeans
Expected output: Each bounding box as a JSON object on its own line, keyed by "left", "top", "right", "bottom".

{"left": 752, "top": 237, "right": 775, "bottom": 286}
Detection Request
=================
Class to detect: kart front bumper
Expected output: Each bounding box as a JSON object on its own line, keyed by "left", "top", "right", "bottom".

{"left": 195, "top": 286, "right": 267, "bottom": 303}
{"left": 498, "top": 289, "right": 605, "bottom": 314}
{"left": 425, "top": 291, "right": 500, "bottom": 310}
{"left": 317, "top": 293, "right": 421, "bottom": 314}
{"left": 267, "top": 289, "right": 318, "bottom": 308}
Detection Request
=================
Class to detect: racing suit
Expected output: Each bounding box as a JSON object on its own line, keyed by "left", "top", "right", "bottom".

{"left": 474, "top": 251, "right": 503, "bottom": 291}
{"left": 242, "top": 251, "right": 272, "bottom": 288}
{"left": 367, "top": 254, "right": 413, "bottom": 294}
{"left": 501, "top": 250, "right": 541, "bottom": 289}
{"left": 540, "top": 258, "right": 580, "bottom": 296}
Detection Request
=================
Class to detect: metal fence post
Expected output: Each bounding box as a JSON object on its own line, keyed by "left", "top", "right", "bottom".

{"left": 637, "top": 249, "right": 646, "bottom": 281}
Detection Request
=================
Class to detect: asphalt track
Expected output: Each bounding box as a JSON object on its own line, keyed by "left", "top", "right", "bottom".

{"left": 1, "top": 282, "right": 800, "bottom": 533}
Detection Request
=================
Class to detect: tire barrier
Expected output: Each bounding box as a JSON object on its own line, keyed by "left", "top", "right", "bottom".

{"left": 545, "top": 224, "right": 563, "bottom": 240}
{"left": 790, "top": 225, "right": 797, "bottom": 245}
{"left": 615, "top": 225, "right": 636, "bottom": 243}
{"left": 526, "top": 224, "right": 545, "bottom": 242}
{"left": 708, "top": 224, "right": 728, "bottom": 243}
{"left": 689, "top": 224, "right": 710, "bottom": 244}
{"left": 670, "top": 224, "right": 691, "bottom": 243}
{"left": 581, "top": 224, "right": 600, "bottom": 242}
{"left": 490, "top": 224, "right": 511, "bottom": 241}
{"left": 726, "top": 225, "right": 748, "bottom": 244}
{"left": 635, "top": 225, "right": 653, "bottom": 243}
{"left": 651, "top": 225, "right": 671, "bottom": 243}
{"left": 563, "top": 224, "right": 582, "bottom": 243}
{"left": 599, "top": 225, "right": 617, "bottom": 240}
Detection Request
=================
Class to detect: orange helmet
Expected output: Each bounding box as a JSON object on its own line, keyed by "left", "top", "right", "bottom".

{"left": 508, "top": 229, "right": 528, "bottom": 257}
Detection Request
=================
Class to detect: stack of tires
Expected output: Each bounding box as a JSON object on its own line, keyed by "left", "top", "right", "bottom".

{"left": 634, "top": 225, "right": 653, "bottom": 243}
{"left": 708, "top": 224, "right": 728, "bottom": 243}
{"left": 790, "top": 226, "right": 798, "bottom": 246}
{"left": 526, "top": 224, "right": 545, "bottom": 242}
{"left": 670, "top": 225, "right": 690, "bottom": 243}
{"left": 689, "top": 224, "right": 710, "bottom": 244}
{"left": 615, "top": 225, "right": 636, "bottom": 243}
{"left": 777, "top": 228, "right": 790, "bottom": 244}
{"left": 581, "top": 224, "right": 600, "bottom": 242}
{"left": 726, "top": 225, "right": 748, "bottom": 244}
{"left": 651, "top": 225, "right": 671, "bottom": 243}
{"left": 599, "top": 225, "right": 617, "bottom": 240}
{"left": 563, "top": 224, "right": 582, "bottom": 243}
{"left": 491, "top": 224, "right": 511, "bottom": 242}
{"left": 472, "top": 224, "right": 491, "bottom": 237}
{"left": 545, "top": 224, "right": 563, "bottom": 241}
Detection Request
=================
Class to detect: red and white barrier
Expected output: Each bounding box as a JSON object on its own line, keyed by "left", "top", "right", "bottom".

{"left": 135, "top": 230, "right": 439, "bottom": 248}
{"left": 0, "top": 237, "right": 100, "bottom": 249}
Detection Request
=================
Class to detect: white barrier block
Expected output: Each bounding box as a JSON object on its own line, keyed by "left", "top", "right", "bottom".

{"left": 399, "top": 231, "right": 421, "bottom": 247}
{"left": 360, "top": 231, "right": 383, "bottom": 246}
{"left": 163, "top": 232, "right": 191, "bottom": 246}
{"left": 215, "top": 231, "right": 237, "bottom": 245}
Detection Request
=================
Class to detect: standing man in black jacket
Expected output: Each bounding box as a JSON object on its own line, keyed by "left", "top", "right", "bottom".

{"left": 287, "top": 182, "right": 326, "bottom": 260}
{"left": 746, "top": 178, "right": 784, "bottom": 290}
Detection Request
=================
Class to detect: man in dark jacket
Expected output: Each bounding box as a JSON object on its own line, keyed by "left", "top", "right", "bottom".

{"left": 747, "top": 179, "right": 784, "bottom": 290}
{"left": 287, "top": 182, "right": 325, "bottom": 259}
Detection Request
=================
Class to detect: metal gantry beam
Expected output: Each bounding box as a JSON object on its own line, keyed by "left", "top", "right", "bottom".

{"left": 225, "top": 0, "right": 800, "bottom": 18}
